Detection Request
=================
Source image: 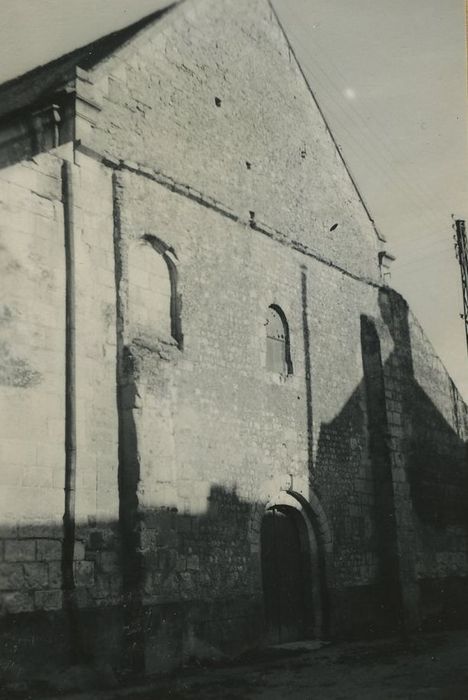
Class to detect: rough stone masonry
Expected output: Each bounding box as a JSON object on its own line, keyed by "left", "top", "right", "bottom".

{"left": 0, "top": 0, "right": 467, "bottom": 685}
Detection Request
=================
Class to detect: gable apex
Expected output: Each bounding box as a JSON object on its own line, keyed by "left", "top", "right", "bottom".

{"left": 266, "top": 0, "right": 385, "bottom": 244}
{"left": 0, "top": 0, "right": 384, "bottom": 250}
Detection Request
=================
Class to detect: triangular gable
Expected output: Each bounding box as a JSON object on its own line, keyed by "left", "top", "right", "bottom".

{"left": 0, "top": 0, "right": 384, "bottom": 270}
{"left": 83, "top": 0, "right": 384, "bottom": 275}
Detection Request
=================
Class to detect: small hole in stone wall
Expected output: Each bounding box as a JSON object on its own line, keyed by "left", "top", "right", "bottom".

{"left": 215, "top": 97, "right": 222, "bottom": 107}
{"left": 329, "top": 223, "right": 339, "bottom": 232}
{"left": 246, "top": 161, "right": 252, "bottom": 169}
{"left": 300, "top": 149, "right": 307, "bottom": 159}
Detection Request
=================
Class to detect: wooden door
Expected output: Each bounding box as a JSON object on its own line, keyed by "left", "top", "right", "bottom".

{"left": 261, "top": 506, "right": 308, "bottom": 643}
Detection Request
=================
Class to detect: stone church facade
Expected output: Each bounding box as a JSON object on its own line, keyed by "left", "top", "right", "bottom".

{"left": 1, "top": 0, "right": 467, "bottom": 681}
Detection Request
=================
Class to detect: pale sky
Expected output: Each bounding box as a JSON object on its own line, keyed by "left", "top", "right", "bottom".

{"left": 2, "top": 0, "right": 468, "bottom": 397}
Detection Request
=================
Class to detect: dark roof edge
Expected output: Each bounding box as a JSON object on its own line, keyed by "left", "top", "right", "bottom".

{"left": 0, "top": 2, "right": 179, "bottom": 118}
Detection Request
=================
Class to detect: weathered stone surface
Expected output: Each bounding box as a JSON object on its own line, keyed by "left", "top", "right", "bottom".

{"left": 0, "top": 591, "right": 34, "bottom": 614}
{"left": 4, "top": 540, "right": 35, "bottom": 563}
{"left": 34, "top": 589, "right": 63, "bottom": 611}
{"left": 0, "top": 563, "right": 24, "bottom": 590}
{"left": 0, "top": 149, "right": 66, "bottom": 530}
{"left": 74, "top": 561, "right": 95, "bottom": 588}
{"left": 0, "top": 0, "right": 467, "bottom": 683}
{"left": 23, "top": 562, "right": 48, "bottom": 589}
{"left": 36, "top": 539, "right": 62, "bottom": 562}
{"left": 48, "top": 561, "right": 62, "bottom": 589}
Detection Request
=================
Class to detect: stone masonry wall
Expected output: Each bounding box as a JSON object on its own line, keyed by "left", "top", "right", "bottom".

{"left": 2, "top": 145, "right": 467, "bottom": 674}
{"left": 0, "top": 149, "right": 122, "bottom": 680}
{"left": 113, "top": 165, "right": 393, "bottom": 654}
{"left": 379, "top": 290, "right": 468, "bottom": 628}
{"left": 71, "top": 152, "right": 120, "bottom": 610}
{"left": 84, "top": 0, "right": 382, "bottom": 282}
{"left": 0, "top": 0, "right": 467, "bottom": 680}
{"left": 72, "top": 0, "right": 397, "bottom": 644}
{"left": 0, "top": 152, "right": 66, "bottom": 618}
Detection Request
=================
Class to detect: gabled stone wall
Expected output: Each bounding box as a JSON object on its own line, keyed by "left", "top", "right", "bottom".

{"left": 0, "top": 0, "right": 467, "bottom": 687}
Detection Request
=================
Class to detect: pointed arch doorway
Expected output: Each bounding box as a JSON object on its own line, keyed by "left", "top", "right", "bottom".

{"left": 260, "top": 493, "right": 324, "bottom": 644}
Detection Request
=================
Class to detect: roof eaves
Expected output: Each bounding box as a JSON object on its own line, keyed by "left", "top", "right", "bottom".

{"left": 0, "top": 2, "right": 179, "bottom": 121}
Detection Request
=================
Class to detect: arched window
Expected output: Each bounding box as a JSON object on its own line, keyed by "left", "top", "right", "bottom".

{"left": 265, "top": 305, "right": 292, "bottom": 376}
{"left": 128, "top": 236, "right": 182, "bottom": 347}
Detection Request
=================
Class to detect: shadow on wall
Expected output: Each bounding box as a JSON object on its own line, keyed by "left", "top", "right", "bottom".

{"left": 2, "top": 278, "right": 468, "bottom": 689}
{"left": 0, "top": 485, "right": 268, "bottom": 688}
{"left": 0, "top": 475, "right": 336, "bottom": 690}
{"left": 315, "top": 287, "right": 468, "bottom": 638}
{"left": 375, "top": 288, "right": 468, "bottom": 530}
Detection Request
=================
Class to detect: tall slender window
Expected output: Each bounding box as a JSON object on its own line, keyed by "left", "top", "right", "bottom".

{"left": 265, "top": 305, "right": 292, "bottom": 376}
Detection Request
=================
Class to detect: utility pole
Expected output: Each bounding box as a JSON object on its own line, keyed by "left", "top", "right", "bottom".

{"left": 453, "top": 218, "right": 468, "bottom": 356}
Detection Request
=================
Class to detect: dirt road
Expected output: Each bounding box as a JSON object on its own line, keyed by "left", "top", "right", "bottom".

{"left": 8, "top": 631, "right": 468, "bottom": 700}
{"left": 148, "top": 632, "right": 468, "bottom": 699}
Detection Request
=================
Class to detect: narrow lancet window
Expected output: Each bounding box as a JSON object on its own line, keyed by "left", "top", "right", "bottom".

{"left": 265, "top": 305, "right": 292, "bottom": 376}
